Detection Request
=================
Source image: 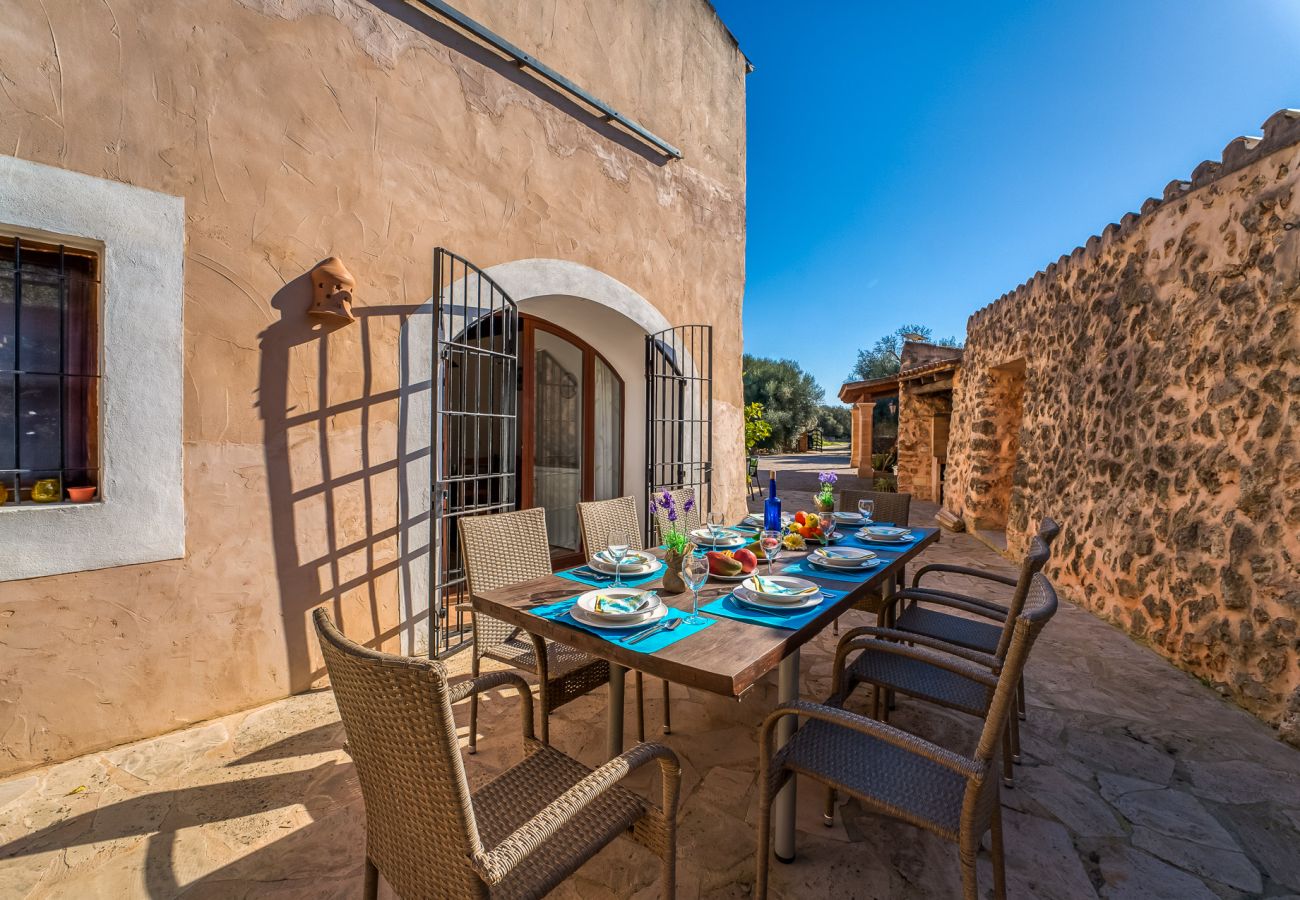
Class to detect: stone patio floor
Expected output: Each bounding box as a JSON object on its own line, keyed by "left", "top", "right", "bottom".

{"left": 3, "top": 452, "right": 1300, "bottom": 898}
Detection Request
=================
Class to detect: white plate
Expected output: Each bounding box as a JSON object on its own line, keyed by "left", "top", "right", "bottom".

{"left": 590, "top": 557, "right": 660, "bottom": 577}
{"left": 809, "top": 554, "right": 882, "bottom": 573}
{"left": 741, "top": 574, "right": 820, "bottom": 603}
{"left": 857, "top": 526, "right": 913, "bottom": 542}
{"left": 811, "top": 546, "right": 877, "bottom": 566}
{"left": 592, "top": 549, "right": 657, "bottom": 571}
{"left": 570, "top": 602, "right": 667, "bottom": 631}
{"left": 576, "top": 588, "right": 661, "bottom": 622}
{"left": 832, "top": 511, "right": 865, "bottom": 524}
{"left": 745, "top": 512, "right": 794, "bottom": 527}
{"left": 709, "top": 568, "right": 753, "bottom": 582}
{"left": 690, "top": 528, "right": 747, "bottom": 548}
{"left": 733, "top": 583, "right": 822, "bottom": 612}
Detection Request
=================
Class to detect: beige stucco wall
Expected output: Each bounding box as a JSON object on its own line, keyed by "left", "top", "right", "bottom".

{"left": 944, "top": 123, "right": 1300, "bottom": 742}
{"left": 0, "top": 0, "right": 747, "bottom": 776}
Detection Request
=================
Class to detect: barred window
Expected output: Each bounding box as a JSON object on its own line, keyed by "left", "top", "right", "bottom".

{"left": 0, "top": 233, "right": 101, "bottom": 505}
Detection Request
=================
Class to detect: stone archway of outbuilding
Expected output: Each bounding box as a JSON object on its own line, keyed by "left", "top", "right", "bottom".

{"left": 395, "top": 259, "right": 668, "bottom": 655}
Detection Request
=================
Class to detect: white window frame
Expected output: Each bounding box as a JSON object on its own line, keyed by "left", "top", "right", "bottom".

{"left": 0, "top": 156, "right": 185, "bottom": 581}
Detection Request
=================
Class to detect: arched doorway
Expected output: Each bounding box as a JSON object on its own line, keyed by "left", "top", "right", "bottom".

{"left": 519, "top": 315, "right": 623, "bottom": 566}
{"left": 398, "top": 255, "right": 712, "bottom": 657}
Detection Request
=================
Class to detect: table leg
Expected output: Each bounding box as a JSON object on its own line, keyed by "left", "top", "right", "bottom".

{"left": 774, "top": 648, "right": 800, "bottom": 863}
{"left": 884, "top": 572, "right": 898, "bottom": 712}
{"left": 607, "top": 663, "right": 626, "bottom": 759}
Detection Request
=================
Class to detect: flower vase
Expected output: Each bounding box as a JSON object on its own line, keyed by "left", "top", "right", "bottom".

{"left": 662, "top": 542, "right": 696, "bottom": 593}
{"left": 814, "top": 495, "right": 835, "bottom": 517}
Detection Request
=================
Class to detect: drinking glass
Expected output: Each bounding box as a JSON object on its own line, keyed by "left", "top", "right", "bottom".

{"left": 607, "top": 527, "right": 630, "bottom": 587}
{"left": 858, "top": 498, "right": 875, "bottom": 523}
{"left": 821, "top": 516, "right": 838, "bottom": 544}
{"left": 707, "top": 511, "right": 725, "bottom": 542}
{"left": 682, "top": 552, "right": 709, "bottom": 625}
{"left": 760, "top": 529, "right": 783, "bottom": 576}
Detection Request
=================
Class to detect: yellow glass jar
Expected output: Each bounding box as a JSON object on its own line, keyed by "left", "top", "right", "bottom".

{"left": 31, "top": 478, "right": 61, "bottom": 503}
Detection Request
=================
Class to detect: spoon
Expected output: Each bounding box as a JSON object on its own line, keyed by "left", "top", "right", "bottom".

{"left": 626, "top": 617, "right": 682, "bottom": 645}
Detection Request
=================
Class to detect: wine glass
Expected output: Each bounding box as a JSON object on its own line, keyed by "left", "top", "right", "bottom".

{"left": 682, "top": 552, "right": 709, "bottom": 625}
{"left": 607, "top": 527, "right": 630, "bottom": 588}
{"left": 760, "top": 529, "right": 783, "bottom": 577}
{"left": 707, "top": 510, "right": 725, "bottom": 542}
{"left": 821, "top": 515, "right": 838, "bottom": 544}
{"left": 858, "top": 498, "right": 875, "bottom": 524}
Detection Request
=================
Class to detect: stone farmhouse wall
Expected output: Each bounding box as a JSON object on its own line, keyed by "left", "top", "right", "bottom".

{"left": 944, "top": 111, "right": 1300, "bottom": 743}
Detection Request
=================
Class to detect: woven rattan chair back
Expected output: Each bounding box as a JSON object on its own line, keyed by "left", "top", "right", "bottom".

{"left": 972, "top": 573, "right": 1057, "bottom": 765}
{"left": 839, "top": 489, "right": 911, "bottom": 527}
{"left": 460, "top": 508, "right": 553, "bottom": 653}
{"left": 651, "top": 488, "right": 701, "bottom": 544}
{"left": 1037, "top": 516, "right": 1062, "bottom": 547}
{"left": 577, "top": 496, "right": 645, "bottom": 557}
{"left": 987, "top": 535, "right": 1052, "bottom": 658}
{"left": 314, "top": 609, "right": 487, "bottom": 899}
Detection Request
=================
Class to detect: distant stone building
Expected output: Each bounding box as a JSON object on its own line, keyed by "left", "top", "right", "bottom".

{"left": 840, "top": 340, "right": 962, "bottom": 490}
{"left": 941, "top": 110, "right": 1300, "bottom": 743}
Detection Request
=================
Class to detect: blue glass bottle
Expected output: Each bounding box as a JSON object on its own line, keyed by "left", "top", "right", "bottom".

{"left": 763, "top": 469, "right": 782, "bottom": 531}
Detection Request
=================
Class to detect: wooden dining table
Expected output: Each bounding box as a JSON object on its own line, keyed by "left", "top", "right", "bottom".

{"left": 471, "top": 524, "right": 940, "bottom": 863}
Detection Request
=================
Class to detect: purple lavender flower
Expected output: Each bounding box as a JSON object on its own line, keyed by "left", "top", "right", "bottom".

{"left": 683, "top": 496, "right": 695, "bottom": 514}
{"left": 818, "top": 472, "right": 838, "bottom": 486}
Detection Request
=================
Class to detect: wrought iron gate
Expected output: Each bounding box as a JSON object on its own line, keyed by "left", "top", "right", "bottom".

{"left": 645, "top": 325, "right": 713, "bottom": 545}
{"left": 431, "top": 248, "right": 519, "bottom": 656}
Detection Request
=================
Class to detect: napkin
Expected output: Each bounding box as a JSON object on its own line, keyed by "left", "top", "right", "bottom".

{"left": 593, "top": 591, "right": 652, "bottom": 614}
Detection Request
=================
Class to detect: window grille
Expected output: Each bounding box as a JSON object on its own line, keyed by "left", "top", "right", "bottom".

{"left": 0, "top": 234, "right": 101, "bottom": 505}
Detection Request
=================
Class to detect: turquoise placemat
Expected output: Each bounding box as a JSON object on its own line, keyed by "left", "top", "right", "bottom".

{"left": 844, "top": 530, "right": 924, "bottom": 551}
{"left": 780, "top": 557, "right": 885, "bottom": 584}
{"left": 556, "top": 560, "right": 665, "bottom": 589}
{"left": 700, "top": 586, "right": 848, "bottom": 631}
{"left": 532, "top": 596, "right": 713, "bottom": 653}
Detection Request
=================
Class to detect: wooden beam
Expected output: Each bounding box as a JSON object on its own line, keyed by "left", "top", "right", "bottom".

{"left": 910, "top": 377, "right": 954, "bottom": 396}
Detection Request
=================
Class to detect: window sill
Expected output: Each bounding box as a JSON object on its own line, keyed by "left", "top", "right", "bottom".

{"left": 0, "top": 500, "right": 103, "bottom": 512}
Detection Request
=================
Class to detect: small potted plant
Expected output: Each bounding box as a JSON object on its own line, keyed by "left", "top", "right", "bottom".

{"left": 814, "top": 471, "right": 837, "bottom": 516}
{"left": 651, "top": 491, "right": 695, "bottom": 593}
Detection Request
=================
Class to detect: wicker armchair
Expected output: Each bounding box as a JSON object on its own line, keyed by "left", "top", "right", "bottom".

{"left": 460, "top": 507, "right": 610, "bottom": 751}
{"left": 838, "top": 489, "right": 912, "bottom": 530}
{"left": 894, "top": 524, "right": 1056, "bottom": 740}
{"left": 314, "top": 609, "right": 681, "bottom": 899}
{"left": 831, "top": 489, "right": 914, "bottom": 635}
{"left": 755, "top": 575, "right": 1059, "bottom": 900}
{"left": 650, "top": 488, "right": 701, "bottom": 545}
{"left": 832, "top": 535, "right": 1052, "bottom": 787}
{"left": 908, "top": 517, "right": 1060, "bottom": 616}
{"left": 577, "top": 496, "right": 673, "bottom": 741}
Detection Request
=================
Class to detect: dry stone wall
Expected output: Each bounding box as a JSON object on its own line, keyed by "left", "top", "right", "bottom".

{"left": 895, "top": 380, "right": 955, "bottom": 501}
{"left": 944, "top": 111, "right": 1300, "bottom": 743}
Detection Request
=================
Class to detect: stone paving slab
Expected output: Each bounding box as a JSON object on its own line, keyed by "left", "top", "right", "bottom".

{"left": 1, "top": 453, "right": 1298, "bottom": 898}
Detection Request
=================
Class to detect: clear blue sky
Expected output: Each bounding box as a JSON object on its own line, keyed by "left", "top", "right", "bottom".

{"left": 710, "top": 0, "right": 1300, "bottom": 403}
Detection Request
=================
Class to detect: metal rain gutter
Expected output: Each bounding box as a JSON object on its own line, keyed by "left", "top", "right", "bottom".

{"left": 405, "top": 0, "right": 684, "bottom": 160}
